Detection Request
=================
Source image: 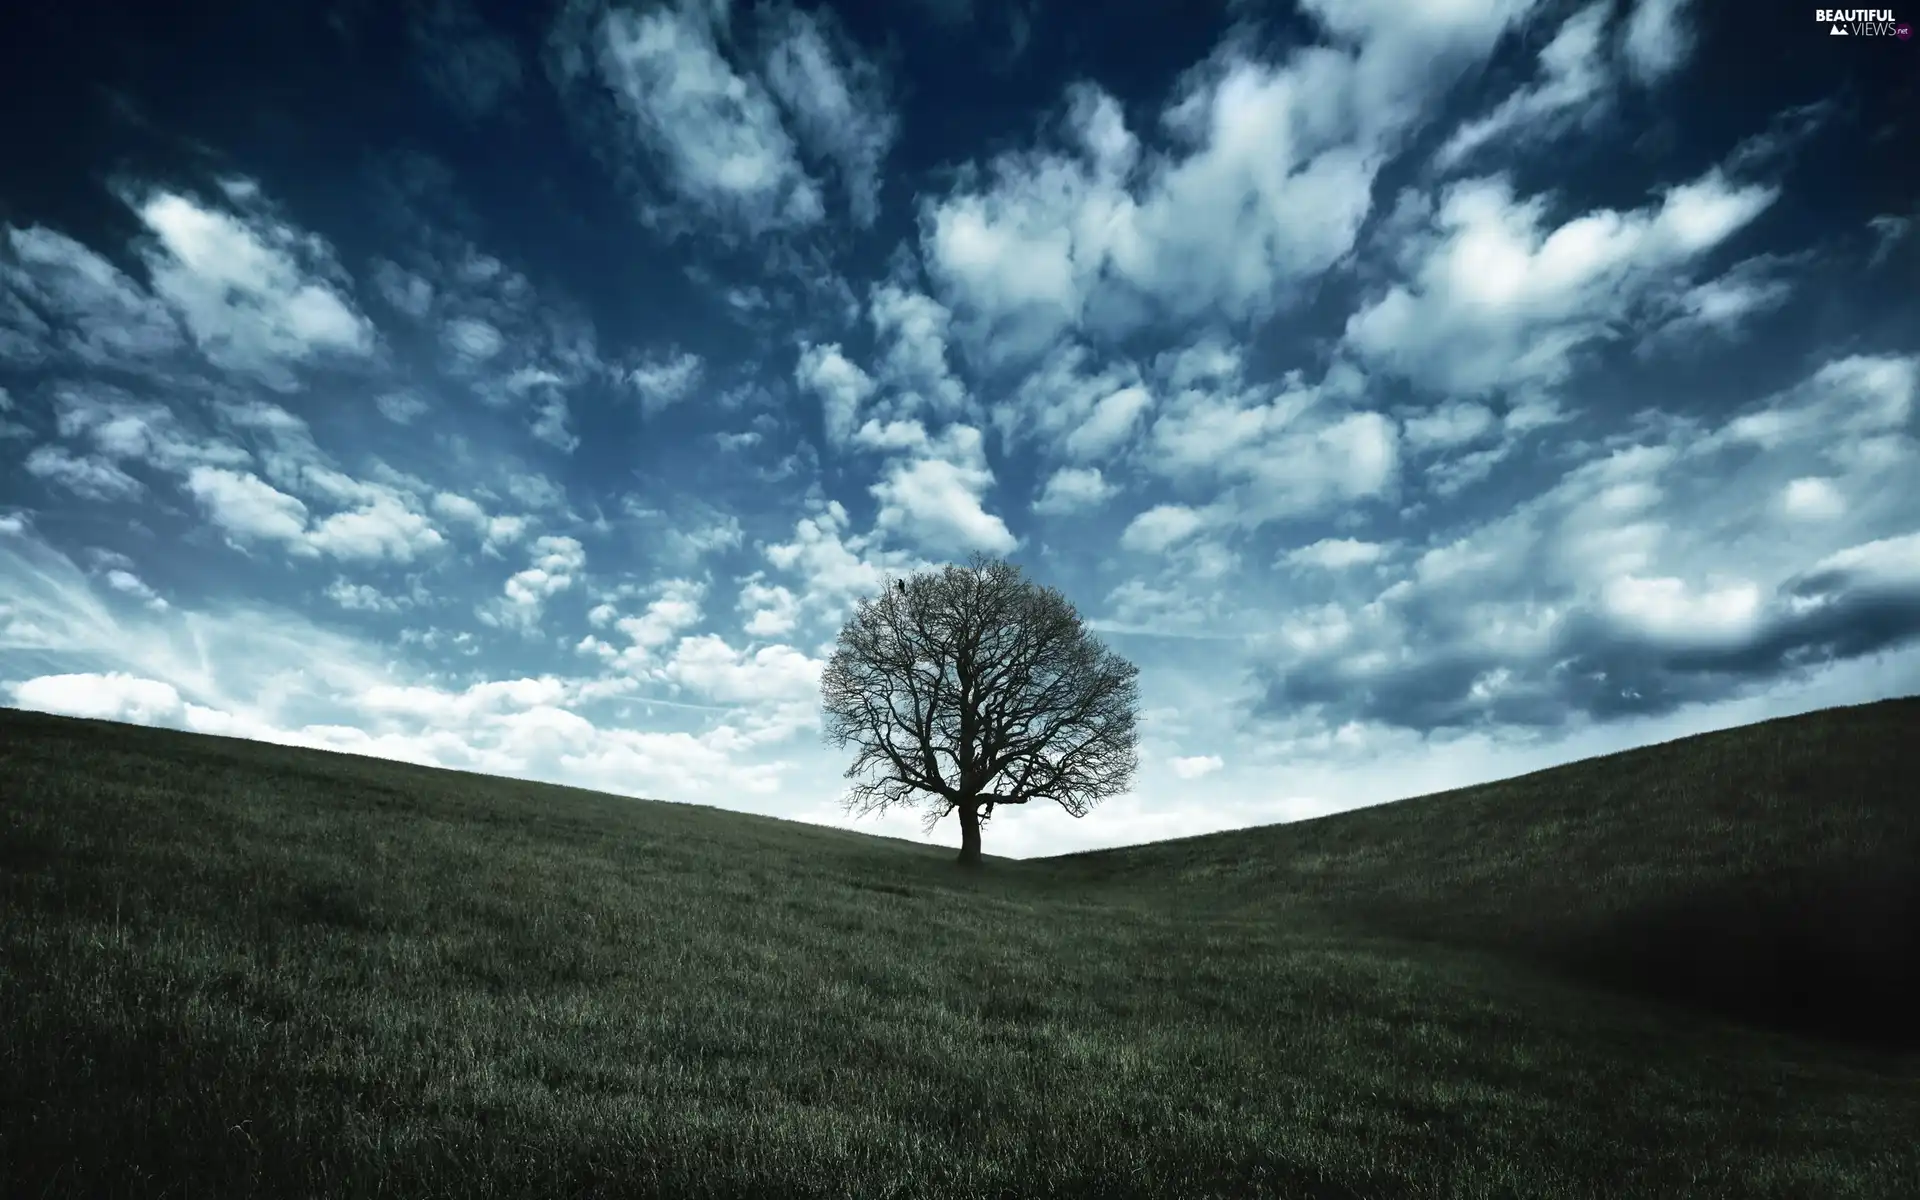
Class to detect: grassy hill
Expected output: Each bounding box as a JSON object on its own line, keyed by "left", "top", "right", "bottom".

{"left": 2, "top": 697, "right": 1917, "bottom": 1199}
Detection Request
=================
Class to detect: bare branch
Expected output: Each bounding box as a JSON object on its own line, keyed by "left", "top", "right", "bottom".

{"left": 820, "top": 555, "right": 1139, "bottom": 861}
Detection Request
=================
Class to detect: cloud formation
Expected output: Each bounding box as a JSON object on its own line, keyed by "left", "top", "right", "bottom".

{"left": 1345, "top": 168, "right": 1776, "bottom": 398}
{"left": 134, "top": 187, "right": 376, "bottom": 383}
{"left": 2, "top": 0, "right": 1914, "bottom": 861}
{"left": 1250, "top": 354, "right": 1920, "bottom": 731}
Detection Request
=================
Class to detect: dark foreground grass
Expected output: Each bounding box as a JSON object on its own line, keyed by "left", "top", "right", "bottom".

{"left": 2, "top": 699, "right": 1917, "bottom": 1199}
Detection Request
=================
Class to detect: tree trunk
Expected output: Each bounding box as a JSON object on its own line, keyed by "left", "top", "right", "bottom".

{"left": 956, "top": 801, "right": 983, "bottom": 866}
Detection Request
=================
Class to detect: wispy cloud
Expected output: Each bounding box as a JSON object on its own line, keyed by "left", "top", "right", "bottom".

{"left": 625, "top": 350, "right": 705, "bottom": 417}
{"left": 577, "top": 0, "right": 825, "bottom": 236}
{"left": 761, "top": 5, "right": 897, "bottom": 226}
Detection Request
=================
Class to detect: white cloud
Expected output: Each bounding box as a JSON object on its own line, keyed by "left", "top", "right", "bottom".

{"left": 103, "top": 569, "right": 169, "bottom": 611}
{"left": 489, "top": 534, "right": 588, "bottom": 631}
{"left": 169, "top": 423, "right": 449, "bottom": 564}
{"left": 325, "top": 579, "right": 408, "bottom": 613}
{"left": 528, "top": 392, "right": 580, "bottom": 453}
{"left": 1402, "top": 400, "right": 1497, "bottom": 451}
{"left": 1284, "top": 537, "right": 1388, "bottom": 570}
{"left": 761, "top": 5, "right": 897, "bottom": 226}
{"left": 795, "top": 341, "right": 876, "bottom": 447}
{"left": 924, "top": 65, "right": 1368, "bottom": 357}
{"left": 763, "top": 500, "right": 930, "bottom": 627}
{"left": 1098, "top": 574, "right": 1235, "bottom": 637}
{"left": 868, "top": 426, "right": 1017, "bottom": 554}
{"left": 24, "top": 446, "right": 146, "bottom": 501}
{"left": 871, "top": 457, "right": 1018, "bottom": 555}
{"left": 1000, "top": 341, "right": 1160, "bottom": 469}
{"left": 625, "top": 349, "right": 704, "bottom": 417}
{"left": 1121, "top": 503, "right": 1210, "bottom": 554}
{"left": 1778, "top": 477, "right": 1846, "bottom": 522}
{"left": 1247, "top": 352, "right": 1920, "bottom": 734}
{"left": 1294, "top": 0, "right": 1546, "bottom": 138}
{"left": 1646, "top": 255, "right": 1794, "bottom": 345}
{"left": 597, "top": 578, "right": 706, "bottom": 668}
{"left": 676, "top": 510, "right": 745, "bottom": 559}
{"left": 1145, "top": 363, "right": 1401, "bottom": 527}
{"left": 304, "top": 494, "right": 447, "bottom": 564}
{"left": 185, "top": 467, "right": 314, "bottom": 548}
{"left": 659, "top": 633, "right": 822, "bottom": 705}
{"left": 1432, "top": 1, "right": 1611, "bottom": 171}
{"left": 371, "top": 260, "right": 436, "bottom": 319}
{"left": 376, "top": 391, "right": 431, "bottom": 424}
{"left": 1658, "top": 172, "right": 1777, "bottom": 255}
{"left": 1794, "top": 532, "right": 1920, "bottom": 594}
{"left": 50, "top": 386, "right": 250, "bottom": 477}
{"left": 1066, "top": 384, "right": 1151, "bottom": 460}
{"left": 738, "top": 575, "right": 800, "bottom": 637}
{"left": 133, "top": 187, "right": 375, "bottom": 383}
{"left": 215, "top": 394, "right": 315, "bottom": 450}
{"left": 359, "top": 675, "right": 573, "bottom": 722}
{"left": 1717, "top": 355, "right": 1915, "bottom": 454}
{"left": 431, "top": 490, "right": 487, "bottom": 529}
{"left": 1599, "top": 574, "right": 1764, "bottom": 647}
{"left": 1346, "top": 169, "right": 1777, "bottom": 397}
{"left": 851, "top": 416, "right": 931, "bottom": 454}
{"left": 0, "top": 532, "right": 811, "bottom": 805}
{"left": 999, "top": 342, "right": 1140, "bottom": 451}
{"left": 503, "top": 470, "right": 567, "bottom": 511}
{"left": 867, "top": 285, "right": 968, "bottom": 418}
{"left": 1155, "top": 338, "right": 1242, "bottom": 390}
{"left": 920, "top": 2, "right": 1545, "bottom": 359}
{"left": 1867, "top": 211, "right": 1912, "bottom": 269}
{"left": 430, "top": 492, "right": 530, "bottom": 555}
{"left": 392, "top": 239, "right": 609, "bottom": 462}
{"left": 442, "top": 316, "right": 505, "bottom": 360}
{"left": 1033, "top": 465, "right": 1117, "bottom": 516}
{"left": 1169, "top": 753, "right": 1224, "bottom": 780}
{"left": 1620, "top": 0, "right": 1694, "bottom": 86}
{"left": 1, "top": 226, "right": 185, "bottom": 367}
{"left": 589, "top": 2, "right": 824, "bottom": 235}
{"left": 343, "top": 671, "right": 791, "bottom": 796}
{"left": 0, "top": 282, "right": 51, "bottom": 365}
{"left": 1728, "top": 100, "right": 1837, "bottom": 177}
{"left": 483, "top": 513, "right": 532, "bottom": 551}
{"left": 11, "top": 672, "right": 191, "bottom": 725}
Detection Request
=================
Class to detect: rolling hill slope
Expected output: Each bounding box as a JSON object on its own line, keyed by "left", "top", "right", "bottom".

{"left": 1033, "top": 696, "right": 1920, "bottom": 1048}
{"left": 2, "top": 698, "right": 1916, "bottom": 1199}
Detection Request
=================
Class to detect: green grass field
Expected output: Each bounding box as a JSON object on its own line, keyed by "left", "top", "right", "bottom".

{"left": 3, "top": 697, "right": 1917, "bottom": 1199}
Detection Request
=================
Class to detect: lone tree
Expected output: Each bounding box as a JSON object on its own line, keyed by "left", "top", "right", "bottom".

{"left": 821, "top": 554, "right": 1139, "bottom": 866}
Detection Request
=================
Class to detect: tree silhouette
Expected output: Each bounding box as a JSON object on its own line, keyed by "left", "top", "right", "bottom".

{"left": 821, "top": 554, "right": 1139, "bottom": 866}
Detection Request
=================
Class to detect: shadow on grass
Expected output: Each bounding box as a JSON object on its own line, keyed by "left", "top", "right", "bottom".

{"left": 1553, "top": 856, "right": 1920, "bottom": 1052}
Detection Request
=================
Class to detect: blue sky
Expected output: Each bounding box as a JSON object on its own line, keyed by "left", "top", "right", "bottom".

{"left": 1, "top": 0, "right": 1915, "bottom": 857}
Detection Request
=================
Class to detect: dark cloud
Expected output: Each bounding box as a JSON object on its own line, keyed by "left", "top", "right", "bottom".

{"left": 1254, "top": 536, "right": 1920, "bottom": 731}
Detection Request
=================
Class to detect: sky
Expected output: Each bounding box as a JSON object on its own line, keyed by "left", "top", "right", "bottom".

{"left": 1, "top": 0, "right": 1916, "bottom": 859}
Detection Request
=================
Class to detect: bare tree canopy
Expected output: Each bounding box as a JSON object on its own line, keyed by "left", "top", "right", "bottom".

{"left": 821, "top": 554, "right": 1139, "bottom": 865}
